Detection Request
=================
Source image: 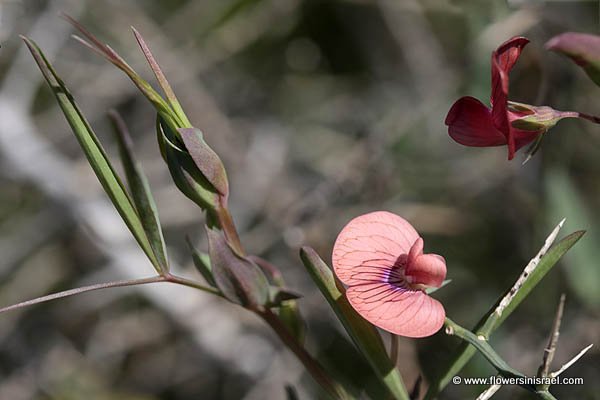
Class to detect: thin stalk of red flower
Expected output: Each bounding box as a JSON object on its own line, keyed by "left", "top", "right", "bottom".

{"left": 574, "top": 111, "right": 600, "bottom": 124}
{"left": 257, "top": 308, "right": 351, "bottom": 400}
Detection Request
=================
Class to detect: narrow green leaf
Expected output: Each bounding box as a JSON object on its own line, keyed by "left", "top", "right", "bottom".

{"left": 63, "top": 14, "right": 182, "bottom": 127}
{"left": 206, "top": 227, "right": 269, "bottom": 307}
{"left": 425, "top": 229, "right": 585, "bottom": 399}
{"left": 299, "top": 247, "right": 409, "bottom": 400}
{"left": 179, "top": 127, "right": 229, "bottom": 197}
{"left": 185, "top": 236, "right": 217, "bottom": 287}
{"left": 131, "top": 27, "right": 191, "bottom": 128}
{"left": 22, "top": 36, "right": 159, "bottom": 271}
{"left": 109, "top": 110, "right": 168, "bottom": 274}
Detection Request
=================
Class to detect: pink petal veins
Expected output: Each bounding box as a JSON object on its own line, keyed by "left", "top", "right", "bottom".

{"left": 346, "top": 283, "right": 445, "bottom": 338}
{"left": 332, "top": 211, "right": 418, "bottom": 286}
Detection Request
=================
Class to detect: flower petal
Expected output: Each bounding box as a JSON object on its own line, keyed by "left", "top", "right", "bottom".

{"left": 346, "top": 282, "right": 445, "bottom": 338}
{"left": 332, "top": 211, "right": 419, "bottom": 286}
{"left": 407, "top": 237, "right": 423, "bottom": 266}
{"left": 490, "top": 37, "right": 530, "bottom": 159}
{"left": 445, "top": 96, "right": 507, "bottom": 147}
{"left": 406, "top": 253, "right": 447, "bottom": 288}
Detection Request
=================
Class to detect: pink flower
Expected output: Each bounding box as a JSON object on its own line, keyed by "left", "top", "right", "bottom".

{"left": 332, "top": 211, "right": 446, "bottom": 338}
{"left": 446, "top": 37, "right": 554, "bottom": 160}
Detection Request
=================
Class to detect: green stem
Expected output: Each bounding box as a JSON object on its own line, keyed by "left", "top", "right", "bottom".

{"left": 0, "top": 274, "right": 222, "bottom": 315}
{"left": 258, "top": 308, "right": 352, "bottom": 400}
{"left": 0, "top": 275, "right": 168, "bottom": 314}
{"left": 443, "top": 318, "right": 526, "bottom": 379}
{"left": 166, "top": 273, "right": 223, "bottom": 296}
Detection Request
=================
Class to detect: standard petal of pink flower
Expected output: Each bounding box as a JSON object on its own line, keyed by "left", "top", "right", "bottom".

{"left": 332, "top": 211, "right": 418, "bottom": 286}
{"left": 332, "top": 211, "right": 447, "bottom": 338}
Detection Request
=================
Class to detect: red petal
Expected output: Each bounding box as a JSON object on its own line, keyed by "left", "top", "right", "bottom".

{"left": 446, "top": 97, "right": 507, "bottom": 147}
{"left": 490, "top": 37, "right": 529, "bottom": 159}
{"left": 332, "top": 211, "right": 418, "bottom": 286}
{"left": 494, "top": 37, "right": 530, "bottom": 76}
{"left": 346, "top": 283, "right": 445, "bottom": 338}
{"left": 512, "top": 128, "right": 542, "bottom": 151}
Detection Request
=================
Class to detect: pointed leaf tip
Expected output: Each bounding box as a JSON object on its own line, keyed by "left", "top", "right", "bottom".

{"left": 23, "top": 38, "right": 161, "bottom": 275}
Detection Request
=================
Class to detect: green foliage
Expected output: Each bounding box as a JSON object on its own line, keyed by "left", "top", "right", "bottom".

{"left": 22, "top": 36, "right": 163, "bottom": 274}
{"left": 109, "top": 111, "right": 169, "bottom": 274}
{"left": 426, "top": 226, "right": 585, "bottom": 398}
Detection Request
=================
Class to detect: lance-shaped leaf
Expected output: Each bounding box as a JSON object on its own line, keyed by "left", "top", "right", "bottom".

{"left": 186, "top": 236, "right": 217, "bottom": 287}
{"left": 63, "top": 14, "right": 183, "bottom": 129}
{"left": 425, "top": 227, "right": 585, "bottom": 399}
{"left": 206, "top": 228, "right": 269, "bottom": 307}
{"left": 546, "top": 32, "right": 600, "bottom": 87}
{"left": 22, "top": 36, "right": 160, "bottom": 271}
{"left": 131, "top": 27, "right": 191, "bottom": 128}
{"left": 179, "top": 127, "right": 229, "bottom": 198}
{"left": 109, "top": 111, "right": 168, "bottom": 274}
{"left": 157, "top": 117, "right": 220, "bottom": 217}
{"left": 300, "top": 247, "right": 410, "bottom": 400}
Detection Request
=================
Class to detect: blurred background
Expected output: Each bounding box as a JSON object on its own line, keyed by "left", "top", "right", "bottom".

{"left": 0, "top": 0, "right": 598, "bottom": 399}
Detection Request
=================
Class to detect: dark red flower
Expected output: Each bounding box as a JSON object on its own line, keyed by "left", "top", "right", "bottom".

{"left": 446, "top": 37, "right": 567, "bottom": 160}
